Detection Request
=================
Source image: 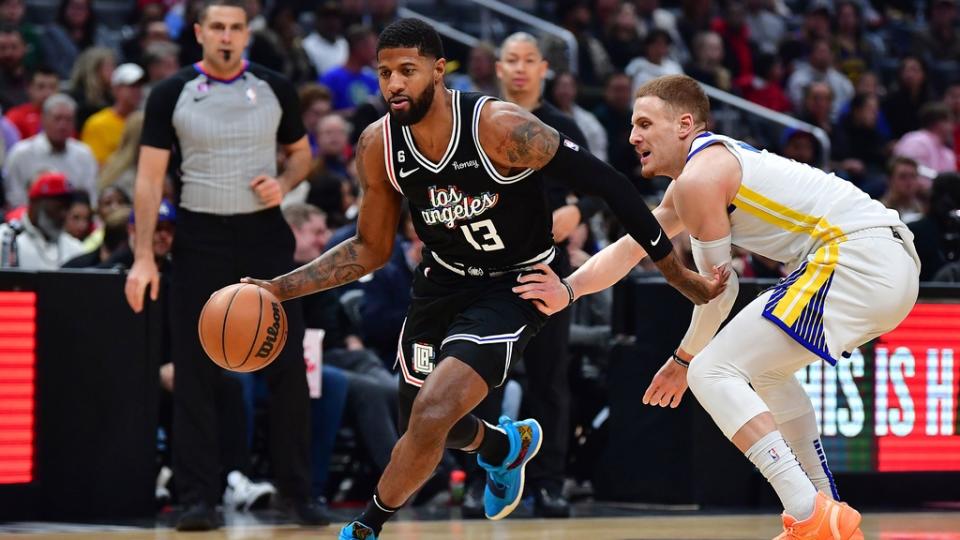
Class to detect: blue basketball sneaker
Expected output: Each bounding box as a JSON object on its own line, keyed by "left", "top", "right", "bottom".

{"left": 477, "top": 415, "right": 543, "bottom": 520}
{"left": 339, "top": 521, "right": 377, "bottom": 539}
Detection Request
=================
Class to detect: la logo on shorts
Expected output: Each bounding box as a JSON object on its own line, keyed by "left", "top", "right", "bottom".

{"left": 413, "top": 343, "right": 435, "bottom": 375}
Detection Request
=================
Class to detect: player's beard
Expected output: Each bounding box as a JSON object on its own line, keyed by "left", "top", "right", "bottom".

{"left": 391, "top": 83, "right": 434, "bottom": 126}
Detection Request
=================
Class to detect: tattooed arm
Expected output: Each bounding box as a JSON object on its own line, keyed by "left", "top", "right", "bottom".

{"left": 242, "top": 119, "right": 403, "bottom": 301}
{"left": 479, "top": 101, "right": 726, "bottom": 305}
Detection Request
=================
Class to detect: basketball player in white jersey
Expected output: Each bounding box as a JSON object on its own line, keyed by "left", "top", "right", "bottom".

{"left": 513, "top": 75, "right": 920, "bottom": 540}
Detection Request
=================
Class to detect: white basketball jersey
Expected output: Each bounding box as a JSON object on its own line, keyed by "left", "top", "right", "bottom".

{"left": 686, "top": 132, "right": 906, "bottom": 269}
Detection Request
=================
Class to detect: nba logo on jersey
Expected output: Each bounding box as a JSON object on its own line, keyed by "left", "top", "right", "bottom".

{"left": 413, "top": 343, "right": 435, "bottom": 375}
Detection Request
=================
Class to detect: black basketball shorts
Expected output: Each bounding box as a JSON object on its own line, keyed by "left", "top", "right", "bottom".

{"left": 395, "top": 264, "right": 548, "bottom": 390}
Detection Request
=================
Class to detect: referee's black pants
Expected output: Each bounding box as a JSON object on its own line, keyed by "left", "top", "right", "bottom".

{"left": 522, "top": 251, "right": 572, "bottom": 491}
{"left": 171, "top": 207, "right": 310, "bottom": 506}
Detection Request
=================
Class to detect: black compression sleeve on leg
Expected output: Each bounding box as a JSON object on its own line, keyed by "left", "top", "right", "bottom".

{"left": 540, "top": 136, "right": 673, "bottom": 261}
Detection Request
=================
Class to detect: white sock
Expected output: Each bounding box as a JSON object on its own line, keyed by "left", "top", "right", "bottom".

{"left": 745, "top": 431, "right": 817, "bottom": 520}
{"left": 778, "top": 414, "right": 839, "bottom": 500}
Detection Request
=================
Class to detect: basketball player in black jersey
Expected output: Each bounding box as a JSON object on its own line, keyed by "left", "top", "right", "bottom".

{"left": 243, "top": 18, "right": 726, "bottom": 540}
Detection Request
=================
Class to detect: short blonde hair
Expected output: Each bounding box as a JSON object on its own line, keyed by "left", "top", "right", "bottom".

{"left": 635, "top": 75, "right": 710, "bottom": 127}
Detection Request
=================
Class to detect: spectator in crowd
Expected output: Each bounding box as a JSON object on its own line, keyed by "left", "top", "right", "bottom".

{"left": 602, "top": 2, "right": 644, "bottom": 71}
{"left": 316, "top": 114, "right": 352, "bottom": 180}
{"left": 634, "top": 0, "right": 688, "bottom": 64}
{"left": 63, "top": 203, "right": 129, "bottom": 267}
{"left": 745, "top": 0, "right": 786, "bottom": 56}
{"left": 447, "top": 42, "right": 498, "bottom": 97}
{"left": 946, "top": 81, "right": 960, "bottom": 170}
{"left": 779, "top": 2, "right": 832, "bottom": 68}
{"left": 549, "top": 71, "right": 608, "bottom": 162}
{"left": 302, "top": 1, "right": 347, "bottom": 78}
{"left": 81, "top": 63, "right": 144, "bottom": 166}
{"left": 247, "top": 3, "right": 315, "bottom": 86}
{"left": 832, "top": 1, "right": 881, "bottom": 85}
{"left": 676, "top": 0, "right": 713, "bottom": 53}
{"left": 42, "top": 0, "right": 117, "bottom": 80}
{"left": 883, "top": 56, "right": 934, "bottom": 138}
{"left": 121, "top": 14, "right": 172, "bottom": 67}
{"left": 298, "top": 84, "right": 334, "bottom": 158}
{"left": 593, "top": 72, "right": 643, "bottom": 188}
{"left": 832, "top": 92, "right": 891, "bottom": 196}
{"left": 142, "top": 41, "right": 181, "bottom": 95}
{"left": 0, "top": 0, "right": 42, "bottom": 71}
{"left": 881, "top": 156, "right": 925, "bottom": 224}
{"left": 366, "top": 0, "right": 397, "bottom": 35}
{"left": 685, "top": 31, "right": 731, "bottom": 91}
{"left": 787, "top": 38, "right": 854, "bottom": 119}
{"left": 4, "top": 67, "right": 59, "bottom": 139}
{"left": 81, "top": 183, "right": 130, "bottom": 252}
{"left": 68, "top": 46, "right": 117, "bottom": 129}
{"left": 0, "top": 24, "right": 28, "bottom": 110}
{"left": 797, "top": 81, "right": 834, "bottom": 136}
{"left": 0, "top": 172, "right": 85, "bottom": 269}
{"left": 319, "top": 25, "right": 378, "bottom": 112}
{"left": 543, "top": 0, "right": 613, "bottom": 88}
{"left": 710, "top": 0, "right": 753, "bottom": 90}
{"left": 63, "top": 190, "right": 92, "bottom": 241}
{"left": 909, "top": 172, "right": 960, "bottom": 281}
{"left": 743, "top": 53, "right": 791, "bottom": 113}
{"left": 3, "top": 94, "right": 98, "bottom": 209}
{"left": 892, "top": 103, "right": 957, "bottom": 180}
{"left": 780, "top": 128, "right": 821, "bottom": 167}
{"left": 98, "top": 111, "right": 144, "bottom": 198}
{"left": 625, "top": 29, "right": 684, "bottom": 94}
{"left": 912, "top": 0, "right": 960, "bottom": 64}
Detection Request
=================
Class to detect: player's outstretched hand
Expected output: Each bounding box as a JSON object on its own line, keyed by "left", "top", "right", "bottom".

{"left": 250, "top": 175, "right": 284, "bottom": 207}
{"left": 512, "top": 262, "right": 569, "bottom": 316}
{"left": 240, "top": 276, "right": 283, "bottom": 300}
{"left": 642, "top": 357, "right": 689, "bottom": 408}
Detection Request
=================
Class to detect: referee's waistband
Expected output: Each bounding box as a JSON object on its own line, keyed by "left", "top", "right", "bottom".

{"left": 428, "top": 246, "right": 556, "bottom": 278}
{"left": 177, "top": 205, "right": 282, "bottom": 223}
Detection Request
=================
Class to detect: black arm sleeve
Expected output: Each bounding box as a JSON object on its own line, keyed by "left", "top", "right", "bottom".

{"left": 140, "top": 74, "right": 188, "bottom": 149}
{"left": 574, "top": 196, "right": 606, "bottom": 224}
{"left": 540, "top": 135, "right": 672, "bottom": 261}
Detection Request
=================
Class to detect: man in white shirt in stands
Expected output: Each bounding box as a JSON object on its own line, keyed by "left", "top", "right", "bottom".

{"left": 0, "top": 171, "right": 85, "bottom": 269}
{"left": 2, "top": 93, "right": 98, "bottom": 209}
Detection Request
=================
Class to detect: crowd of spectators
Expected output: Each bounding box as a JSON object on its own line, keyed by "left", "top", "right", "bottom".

{"left": 1, "top": 0, "right": 959, "bottom": 515}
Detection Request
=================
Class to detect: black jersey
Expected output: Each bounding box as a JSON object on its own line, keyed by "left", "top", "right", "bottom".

{"left": 381, "top": 91, "right": 554, "bottom": 276}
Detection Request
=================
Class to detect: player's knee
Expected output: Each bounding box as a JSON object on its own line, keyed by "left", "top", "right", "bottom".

{"left": 686, "top": 350, "right": 735, "bottom": 397}
{"left": 407, "top": 392, "right": 459, "bottom": 442}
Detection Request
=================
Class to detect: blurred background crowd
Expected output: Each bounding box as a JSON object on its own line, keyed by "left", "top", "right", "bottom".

{"left": 0, "top": 0, "right": 958, "bottom": 522}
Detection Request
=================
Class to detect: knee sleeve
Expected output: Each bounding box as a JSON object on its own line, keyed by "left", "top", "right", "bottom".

{"left": 754, "top": 373, "right": 816, "bottom": 425}
{"left": 686, "top": 342, "right": 770, "bottom": 440}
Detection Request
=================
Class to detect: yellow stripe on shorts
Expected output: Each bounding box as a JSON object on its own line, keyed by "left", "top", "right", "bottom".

{"left": 770, "top": 243, "right": 838, "bottom": 326}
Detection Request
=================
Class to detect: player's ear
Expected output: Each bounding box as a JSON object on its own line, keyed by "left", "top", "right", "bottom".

{"left": 194, "top": 22, "right": 202, "bottom": 44}
{"left": 678, "top": 112, "right": 695, "bottom": 137}
{"left": 434, "top": 57, "right": 446, "bottom": 82}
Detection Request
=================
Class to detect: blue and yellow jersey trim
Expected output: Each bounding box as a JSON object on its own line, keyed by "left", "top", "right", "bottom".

{"left": 731, "top": 184, "right": 846, "bottom": 364}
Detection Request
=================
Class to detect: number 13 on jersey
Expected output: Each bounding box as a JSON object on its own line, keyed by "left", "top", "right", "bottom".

{"left": 460, "top": 219, "right": 505, "bottom": 251}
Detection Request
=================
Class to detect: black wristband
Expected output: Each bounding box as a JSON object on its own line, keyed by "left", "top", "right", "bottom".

{"left": 560, "top": 278, "right": 575, "bottom": 307}
{"left": 671, "top": 353, "right": 690, "bottom": 368}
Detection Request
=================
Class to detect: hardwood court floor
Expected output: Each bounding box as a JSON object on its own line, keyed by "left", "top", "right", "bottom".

{"left": 4, "top": 513, "right": 960, "bottom": 540}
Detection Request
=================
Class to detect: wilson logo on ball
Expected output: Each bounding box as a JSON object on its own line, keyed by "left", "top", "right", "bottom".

{"left": 255, "top": 302, "right": 282, "bottom": 358}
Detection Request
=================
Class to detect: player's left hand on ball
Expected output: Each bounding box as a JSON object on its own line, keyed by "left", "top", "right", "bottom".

{"left": 642, "top": 357, "right": 689, "bottom": 408}
{"left": 240, "top": 276, "right": 282, "bottom": 300}
{"left": 251, "top": 175, "right": 283, "bottom": 207}
{"left": 512, "top": 262, "right": 567, "bottom": 316}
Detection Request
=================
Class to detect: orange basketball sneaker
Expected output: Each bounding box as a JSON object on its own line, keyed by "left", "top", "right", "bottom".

{"left": 773, "top": 492, "right": 864, "bottom": 540}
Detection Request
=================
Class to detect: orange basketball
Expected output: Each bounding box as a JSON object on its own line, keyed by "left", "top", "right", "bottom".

{"left": 197, "top": 283, "right": 288, "bottom": 372}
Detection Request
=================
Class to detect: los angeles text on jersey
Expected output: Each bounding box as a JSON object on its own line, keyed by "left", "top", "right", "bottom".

{"left": 421, "top": 185, "right": 500, "bottom": 229}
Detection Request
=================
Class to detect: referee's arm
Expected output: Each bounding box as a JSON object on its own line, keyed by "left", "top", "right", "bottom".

{"left": 244, "top": 119, "right": 403, "bottom": 301}
{"left": 125, "top": 74, "right": 182, "bottom": 313}
{"left": 251, "top": 69, "right": 312, "bottom": 206}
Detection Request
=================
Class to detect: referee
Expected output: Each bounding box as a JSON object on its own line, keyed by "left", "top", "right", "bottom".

{"left": 124, "top": 0, "right": 323, "bottom": 530}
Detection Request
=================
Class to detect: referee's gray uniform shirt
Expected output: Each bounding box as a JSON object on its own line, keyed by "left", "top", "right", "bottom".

{"left": 140, "top": 61, "right": 305, "bottom": 215}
